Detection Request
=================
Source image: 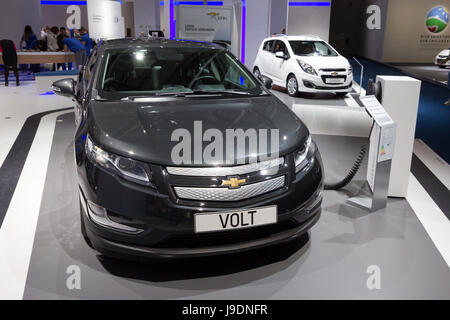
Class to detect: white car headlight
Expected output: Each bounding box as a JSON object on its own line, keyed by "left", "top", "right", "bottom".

{"left": 294, "top": 135, "right": 316, "bottom": 173}
{"left": 86, "top": 135, "right": 154, "bottom": 187}
{"left": 348, "top": 65, "right": 353, "bottom": 75}
{"left": 297, "top": 60, "right": 318, "bottom": 76}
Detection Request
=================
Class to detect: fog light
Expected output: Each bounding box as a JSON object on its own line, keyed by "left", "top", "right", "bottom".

{"left": 87, "top": 200, "right": 143, "bottom": 234}
{"left": 302, "top": 80, "right": 315, "bottom": 88}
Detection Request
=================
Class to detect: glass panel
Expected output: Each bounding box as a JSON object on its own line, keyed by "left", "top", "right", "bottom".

{"left": 98, "top": 47, "right": 262, "bottom": 99}
{"left": 288, "top": 41, "right": 338, "bottom": 57}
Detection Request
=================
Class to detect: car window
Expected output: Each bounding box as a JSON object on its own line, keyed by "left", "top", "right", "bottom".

{"left": 263, "top": 40, "right": 274, "bottom": 52}
{"left": 274, "top": 40, "right": 288, "bottom": 55}
{"left": 85, "top": 49, "right": 98, "bottom": 91}
{"left": 289, "top": 41, "right": 338, "bottom": 56}
{"left": 97, "top": 47, "right": 262, "bottom": 99}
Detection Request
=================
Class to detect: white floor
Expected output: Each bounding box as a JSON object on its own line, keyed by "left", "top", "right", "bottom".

{"left": 0, "top": 82, "right": 73, "bottom": 167}
{"left": 0, "top": 81, "right": 448, "bottom": 299}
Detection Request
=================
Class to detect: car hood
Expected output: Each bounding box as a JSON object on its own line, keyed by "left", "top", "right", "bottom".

{"left": 438, "top": 49, "right": 450, "bottom": 56}
{"left": 87, "top": 95, "right": 308, "bottom": 166}
{"left": 294, "top": 55, "right": 350, "bottom": 70}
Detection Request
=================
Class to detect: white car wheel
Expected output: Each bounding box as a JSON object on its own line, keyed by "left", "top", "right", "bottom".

{"left": 253, "top": 68, "right": 261, "bottom": 79}
{"left": 287, "top": 75, "right": 298, "bottom": 97}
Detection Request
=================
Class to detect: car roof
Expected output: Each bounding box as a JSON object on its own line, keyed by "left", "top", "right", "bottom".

{"left": 99, "top": 38, "right": 224, "bottom": 50}
{"left": 263, "top": 35, "right": 324, "bottom": 42}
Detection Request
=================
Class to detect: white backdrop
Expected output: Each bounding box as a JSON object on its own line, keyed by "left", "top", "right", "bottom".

{"left": 177, "top": 5, "right": 233, "bottom": 42}
{"left": 87, "top": 0, "right": 124, "bottom": 40}
{"left": 287, "top": 0, "right": 331, "bottom": 42}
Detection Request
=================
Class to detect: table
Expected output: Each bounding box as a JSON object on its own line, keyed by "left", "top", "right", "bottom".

{"left": 0, "top": 51, "right": 75, "bottom": 64}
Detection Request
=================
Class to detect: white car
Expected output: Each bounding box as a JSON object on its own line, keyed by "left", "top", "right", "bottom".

{"left": 253, "top": 35, "right": 353, "bottom": 97}
{"left": 435, "top": 48, "right": 450, "bottom": 68}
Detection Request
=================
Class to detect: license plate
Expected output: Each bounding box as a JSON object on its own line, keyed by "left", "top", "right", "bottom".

{"left": 194, "top": 206, "right": 277, "bottom": 233}
{"left": 325, "top": 77, "right": 345, "bottom": 84}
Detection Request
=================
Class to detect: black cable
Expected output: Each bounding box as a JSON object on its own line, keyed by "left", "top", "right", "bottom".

{"left": 324, "top": 144, "right": 368, "bottom": 190}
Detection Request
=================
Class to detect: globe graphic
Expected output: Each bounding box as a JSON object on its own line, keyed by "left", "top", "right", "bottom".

{"left": 426, "top": 6, "right": 449, "bottom": 33}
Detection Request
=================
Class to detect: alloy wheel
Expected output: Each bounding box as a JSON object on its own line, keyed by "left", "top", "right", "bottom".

{"left": 287, "top": 76, "right": 298, "bottom": 96}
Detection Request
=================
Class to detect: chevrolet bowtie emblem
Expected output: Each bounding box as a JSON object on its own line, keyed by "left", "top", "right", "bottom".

{"left": 221, "top": 177, "right": 246, "bottom": 189}
{"left": 331, "top": 72, "right": 338, "bottom": 76}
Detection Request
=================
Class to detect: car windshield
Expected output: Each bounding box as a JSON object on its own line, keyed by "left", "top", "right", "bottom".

{"left": 97, "top": 47, "right": 262, "bottom": 99}
{"left": 289, "top": 40, "right": 338, "bottom": 57}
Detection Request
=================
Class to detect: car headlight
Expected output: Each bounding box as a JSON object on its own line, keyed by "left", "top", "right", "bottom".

{"left": 294, "top": 135, "right": 316, "bottom": 173}
{"left": 86, "top": 135, "right": 154, "bottom": 187}
{"left": 297, "top": 60, "right": 318, "bottom": 76}
{"left": 348, "top": 65, "right": 353, "bottom": 75}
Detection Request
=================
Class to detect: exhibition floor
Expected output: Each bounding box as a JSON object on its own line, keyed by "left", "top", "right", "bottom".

{"left": 0, "top": 83, "right": 449, "bottom": 299}
{"left": 392, "top": 64, "right": 449, "bottom": 85}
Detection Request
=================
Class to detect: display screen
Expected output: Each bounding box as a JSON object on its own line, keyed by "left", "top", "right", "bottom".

{"left": 98, "top": 47, "right": 261, "bottom": 99}
{"left": 289, "top": 41, "right": 338, "bottom": 57}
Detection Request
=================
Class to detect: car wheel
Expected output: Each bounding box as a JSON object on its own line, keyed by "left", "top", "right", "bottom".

{"left": 287, "top": 75, "right": 299, "bottom": 97}
{"left": 336, "top": 92, "right": 348, "bottom": 97}
{"left": 439, "top": 65, "right": 446, "bottom": 69}
{"left": 253, "top": 67, "right": 261, "bottom": 79}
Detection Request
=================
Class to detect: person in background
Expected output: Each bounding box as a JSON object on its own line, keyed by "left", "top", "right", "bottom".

{"left": 57, "top": 27, "right": 66, "bottom": 51}
{"left": 20, "top": 25, "right": 37, "bottom": 50}
{"left": 36, "top": 39, "right": 47, "bottom": 52}
{"left": 47, "top": 26, "right": 59, "bottom": 52}
{"left": 63, "top": 30, "right": 86, "bottom": 69}
{"left": 79, "top": 27, "right": 93, "bottom": 56}
{"left": 47, "top": 26, "right": 59, "bottom": 71}
{"left": 0, "top": 39, "right": 20, "bottom": 86}
{"left": 20, "top": 25, "right": 39, "bottom": 73}
{"left": 56, "top": 27, "right": 72, "bottom": 71}
{"left": 40, "top": 26, "right": 50, "bottom": 41}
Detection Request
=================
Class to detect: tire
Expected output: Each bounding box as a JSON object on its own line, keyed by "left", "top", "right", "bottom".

{"left": 439, "top": 65, "right": 446, "bottom": 69}
{"left": 336, "top": 92, "right": 348, "bottom": 97}
{"left": 286, "top": 74, "right": 299, "bottom": 97}
{"left": 253, "top": 67, "right": 261, "bottom": 79}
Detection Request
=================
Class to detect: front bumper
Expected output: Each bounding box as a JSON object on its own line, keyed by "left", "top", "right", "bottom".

{"left": 297, "top": 71, "right": 353, "bottom": 93}
{"left": 81, "top": 200, "right": 321, "bottom": 260}
{"left": 77, "top": 145, "right": 323, "bottom": 260}
{"left": 435, "top": 57, "right": 450, "bottom": 66}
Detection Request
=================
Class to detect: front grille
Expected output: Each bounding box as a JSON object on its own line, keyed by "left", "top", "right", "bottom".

{"left": 319, "top": 68, "right": 346, "bottom": 72}
{"left": 174, "top": 175, "right": 285, "bottom": 201}
{"left": 166, "top": 157, "right": 284, "bottom": 176}
{"left": 154, "top": 219, "right": 299, "bottom": 248}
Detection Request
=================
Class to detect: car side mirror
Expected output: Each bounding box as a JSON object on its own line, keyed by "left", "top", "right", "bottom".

{"left": 52, "top": 78, "right": 76, "bottom": 98}
{"left": 259, "top": 75, "right": 273, "bottom": 89}
{"left": 275, "top": 51, "right": 287, "bottom": 60}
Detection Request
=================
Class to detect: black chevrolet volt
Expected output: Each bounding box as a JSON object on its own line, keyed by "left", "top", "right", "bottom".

{"left": 52, "top": 38, "right": 323, "bottom": 260}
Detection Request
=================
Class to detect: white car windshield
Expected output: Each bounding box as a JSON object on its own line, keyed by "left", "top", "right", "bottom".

{"left": 289, "top": 41, "right": 338, "bottom": 57}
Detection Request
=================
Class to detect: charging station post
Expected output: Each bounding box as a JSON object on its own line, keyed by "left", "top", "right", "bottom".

{"left": 348, "top": 95, "right": 396, "bottom": 212}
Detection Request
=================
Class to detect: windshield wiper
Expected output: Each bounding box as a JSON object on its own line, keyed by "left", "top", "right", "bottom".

{"left": 119, "top": 90, "right": 261, "bottom": 101}
{"left": 194, "top": 90, "right": 251, "bottom": 96}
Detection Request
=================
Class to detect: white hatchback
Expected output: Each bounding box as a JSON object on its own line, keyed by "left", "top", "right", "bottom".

{"left": 435, "top": 48, "right": 450, "bottom": 68}
{"left": 253, "top": 35, "right": 353, "bottom": 97}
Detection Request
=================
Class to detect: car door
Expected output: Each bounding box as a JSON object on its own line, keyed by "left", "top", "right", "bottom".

{"left": 260, "top": 40, "right": 275, "bottom": 77}
{"left": 75, "top": 48, "right": 98, "bottom": 128}
{"left": 271, "top": 40, "right": 290, "bottom": 84}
